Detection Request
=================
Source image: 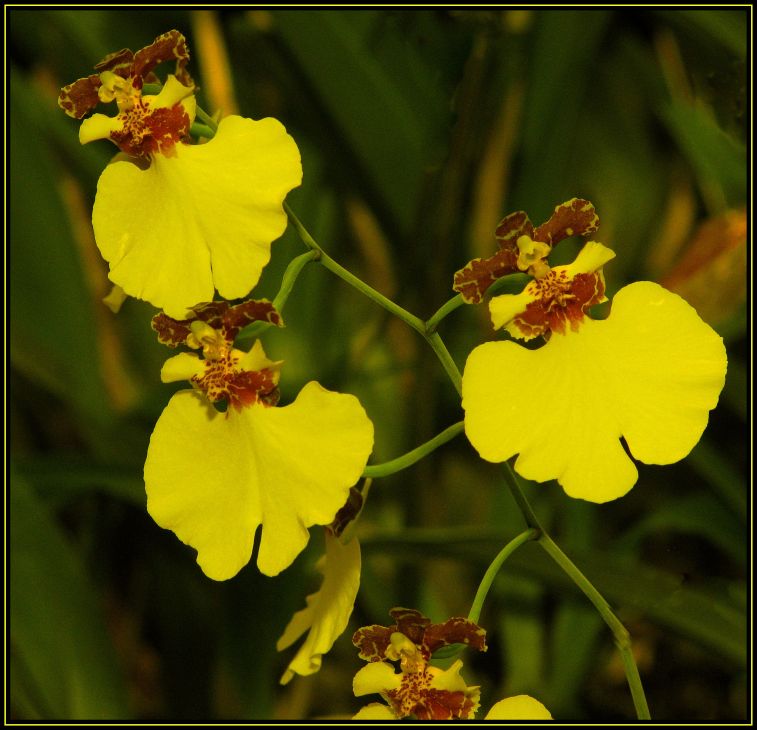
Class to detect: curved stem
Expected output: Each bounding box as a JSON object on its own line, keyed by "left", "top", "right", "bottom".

{"left": 236, "top": 250, "right": 318, "bottom": 344}
{"left": 273, "top": 249, "right": 320, "bottom": 311}
{"left": 426, "top": 294, "right": 464, "bottom": 333}
{"left": 363, "top": 421, "right": 464, "bottom": 479}
{"left": 467, "top": 528, "right": 540, "bottom": 624}
{"left": 538, "top": 534, "right": 651, "bottom": 720}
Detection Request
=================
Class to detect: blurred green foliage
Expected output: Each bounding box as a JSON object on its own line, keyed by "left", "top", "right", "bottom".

{"left": 9, "top": 8, "right": 748, "bottom": 722}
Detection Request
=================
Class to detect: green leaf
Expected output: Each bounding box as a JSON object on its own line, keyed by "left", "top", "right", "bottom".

{"left": 10, "top": 474, "right": 130, "bottom": 719}
{"left": 512, "top": 10, "right": 611, "bottom": 216}
{"left": 658, "top": 9, "right": 747, "bottom": 59}
{"left": 660, "top": 100, "right": 746, "bottom": 209}
{"left": 13, "top": 456, "right": 144, "bottom": 508}
{"left": 271, "top": 10, "right": 449, "bottom": 231}
{"left": 10, "top": 68, "right": 113, "bottom": 427}
{"left": 546, "top": 604, "right": 603, "bottom": 716}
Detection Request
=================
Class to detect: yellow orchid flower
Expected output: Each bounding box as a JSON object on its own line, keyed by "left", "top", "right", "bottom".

{"left": 59, "top": 30, "right": 302, "bottom": 319}
{"left": 460, "top": 202, "right": 727, "bottom": 503}
{"left": 144, "top": 301, "right": 373, "bottom": 580}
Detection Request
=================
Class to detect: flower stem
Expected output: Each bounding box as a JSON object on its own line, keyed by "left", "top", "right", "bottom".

{"left": 237, "top": 250, "right": 318, "bottom": 344}
{"left": 273, "top": 249, "right": 320, "bottom": 311}
{"left": 363, "top": 421, "right": 465, "bottom": 479}
{"left": 500, "top": 463, "right": 543, "bottom": 531}
{"left": 426, "top": 332, "right": 463, "bottom": 396}
{"left": 467, "top": 528, "right": 540, "bottom": 624}
{"left": 537, "top": 534, "right": 651, "bottom": 720}
{"left": 426, "top": 294, "right": 464, "bottom": 333}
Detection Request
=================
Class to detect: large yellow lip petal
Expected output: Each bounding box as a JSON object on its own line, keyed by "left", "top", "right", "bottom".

{"left": 463, "top": 281, "right": 727, "bottom": 503}
{"left": 144, "top": 382, "right": 373, "bottom": 580}
{"left": 92, "top": 115, "right": 302, "bottom": 318}
{"left": 277, "top": 532, "right": 361, "bottom": 684}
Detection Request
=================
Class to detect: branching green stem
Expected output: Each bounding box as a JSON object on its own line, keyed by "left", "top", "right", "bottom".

{"left": 285, "top": 203, "right": 426, "bottom": 334}
{"left": 273, "top": 249, "right": 320, "bottom": 311}
{"left": 499, "top": 462, "right": 649, "bottom": 718}
{"left": 363, "top": 421, "right": 464, "bottom": 479}
{"left": 282, "top": 204, "right": 649, "bottom": 720}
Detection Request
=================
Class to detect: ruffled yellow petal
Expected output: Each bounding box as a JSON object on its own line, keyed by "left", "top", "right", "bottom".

{"left": 463, "top": 282, "right": 727, "bottom": 502}
{"left": 352, "top": 702, "right": 397, "bottom": 720}
{"left": 353, "top": 661, "right": 402, "bottom": 697}
{"left": 148, "top": 74, "right": 196, "bottom": 115}
{"left": 92, "top": 115, "right": 302, "bottom": 318}
{"left": 277, "top": 532, "right": 361, "bottom": 684}
{"left": 428, "top": 660, "right": 471, "bottom": 693}
{"left": 79, "top": 112, "right": 124, "bottom": 145}
{"left": 489, "top": 288, "right": 538, "bottom": 332}
{"left": 144, "top": 382, "right": 373, "bottom": 580}
{"left": 562, "top": 240, "right": 615, "bottom": 276}
{"left": 159, "top": 352, "right": 204, "bottom": 383}
{"left": 485, "top": 695, "right": 553, "bottom": 720}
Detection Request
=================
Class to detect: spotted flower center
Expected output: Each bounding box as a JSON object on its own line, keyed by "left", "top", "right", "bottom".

{"left": 182, "top": 322, "right": 280, "bottom": 411}
{"left": 509, "top": 266, "right": 606, "bottom": 340}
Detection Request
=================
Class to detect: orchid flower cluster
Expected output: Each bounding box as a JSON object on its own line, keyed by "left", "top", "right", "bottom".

{"left": 60, "top": 30, "right": 727, "bottom": 721}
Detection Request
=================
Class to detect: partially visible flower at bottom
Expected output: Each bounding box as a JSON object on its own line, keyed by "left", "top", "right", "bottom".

{"left": 352, "top": 658, "right": 480, "bottom": 720}
{"left": 485, "top": 695, "right": 553, "bottom": 720}
{"left": 277, "top": 528, "right": 361, "bottom": 684}
{"left": 351, "top": 608, "right": 488, "bottom": 720}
